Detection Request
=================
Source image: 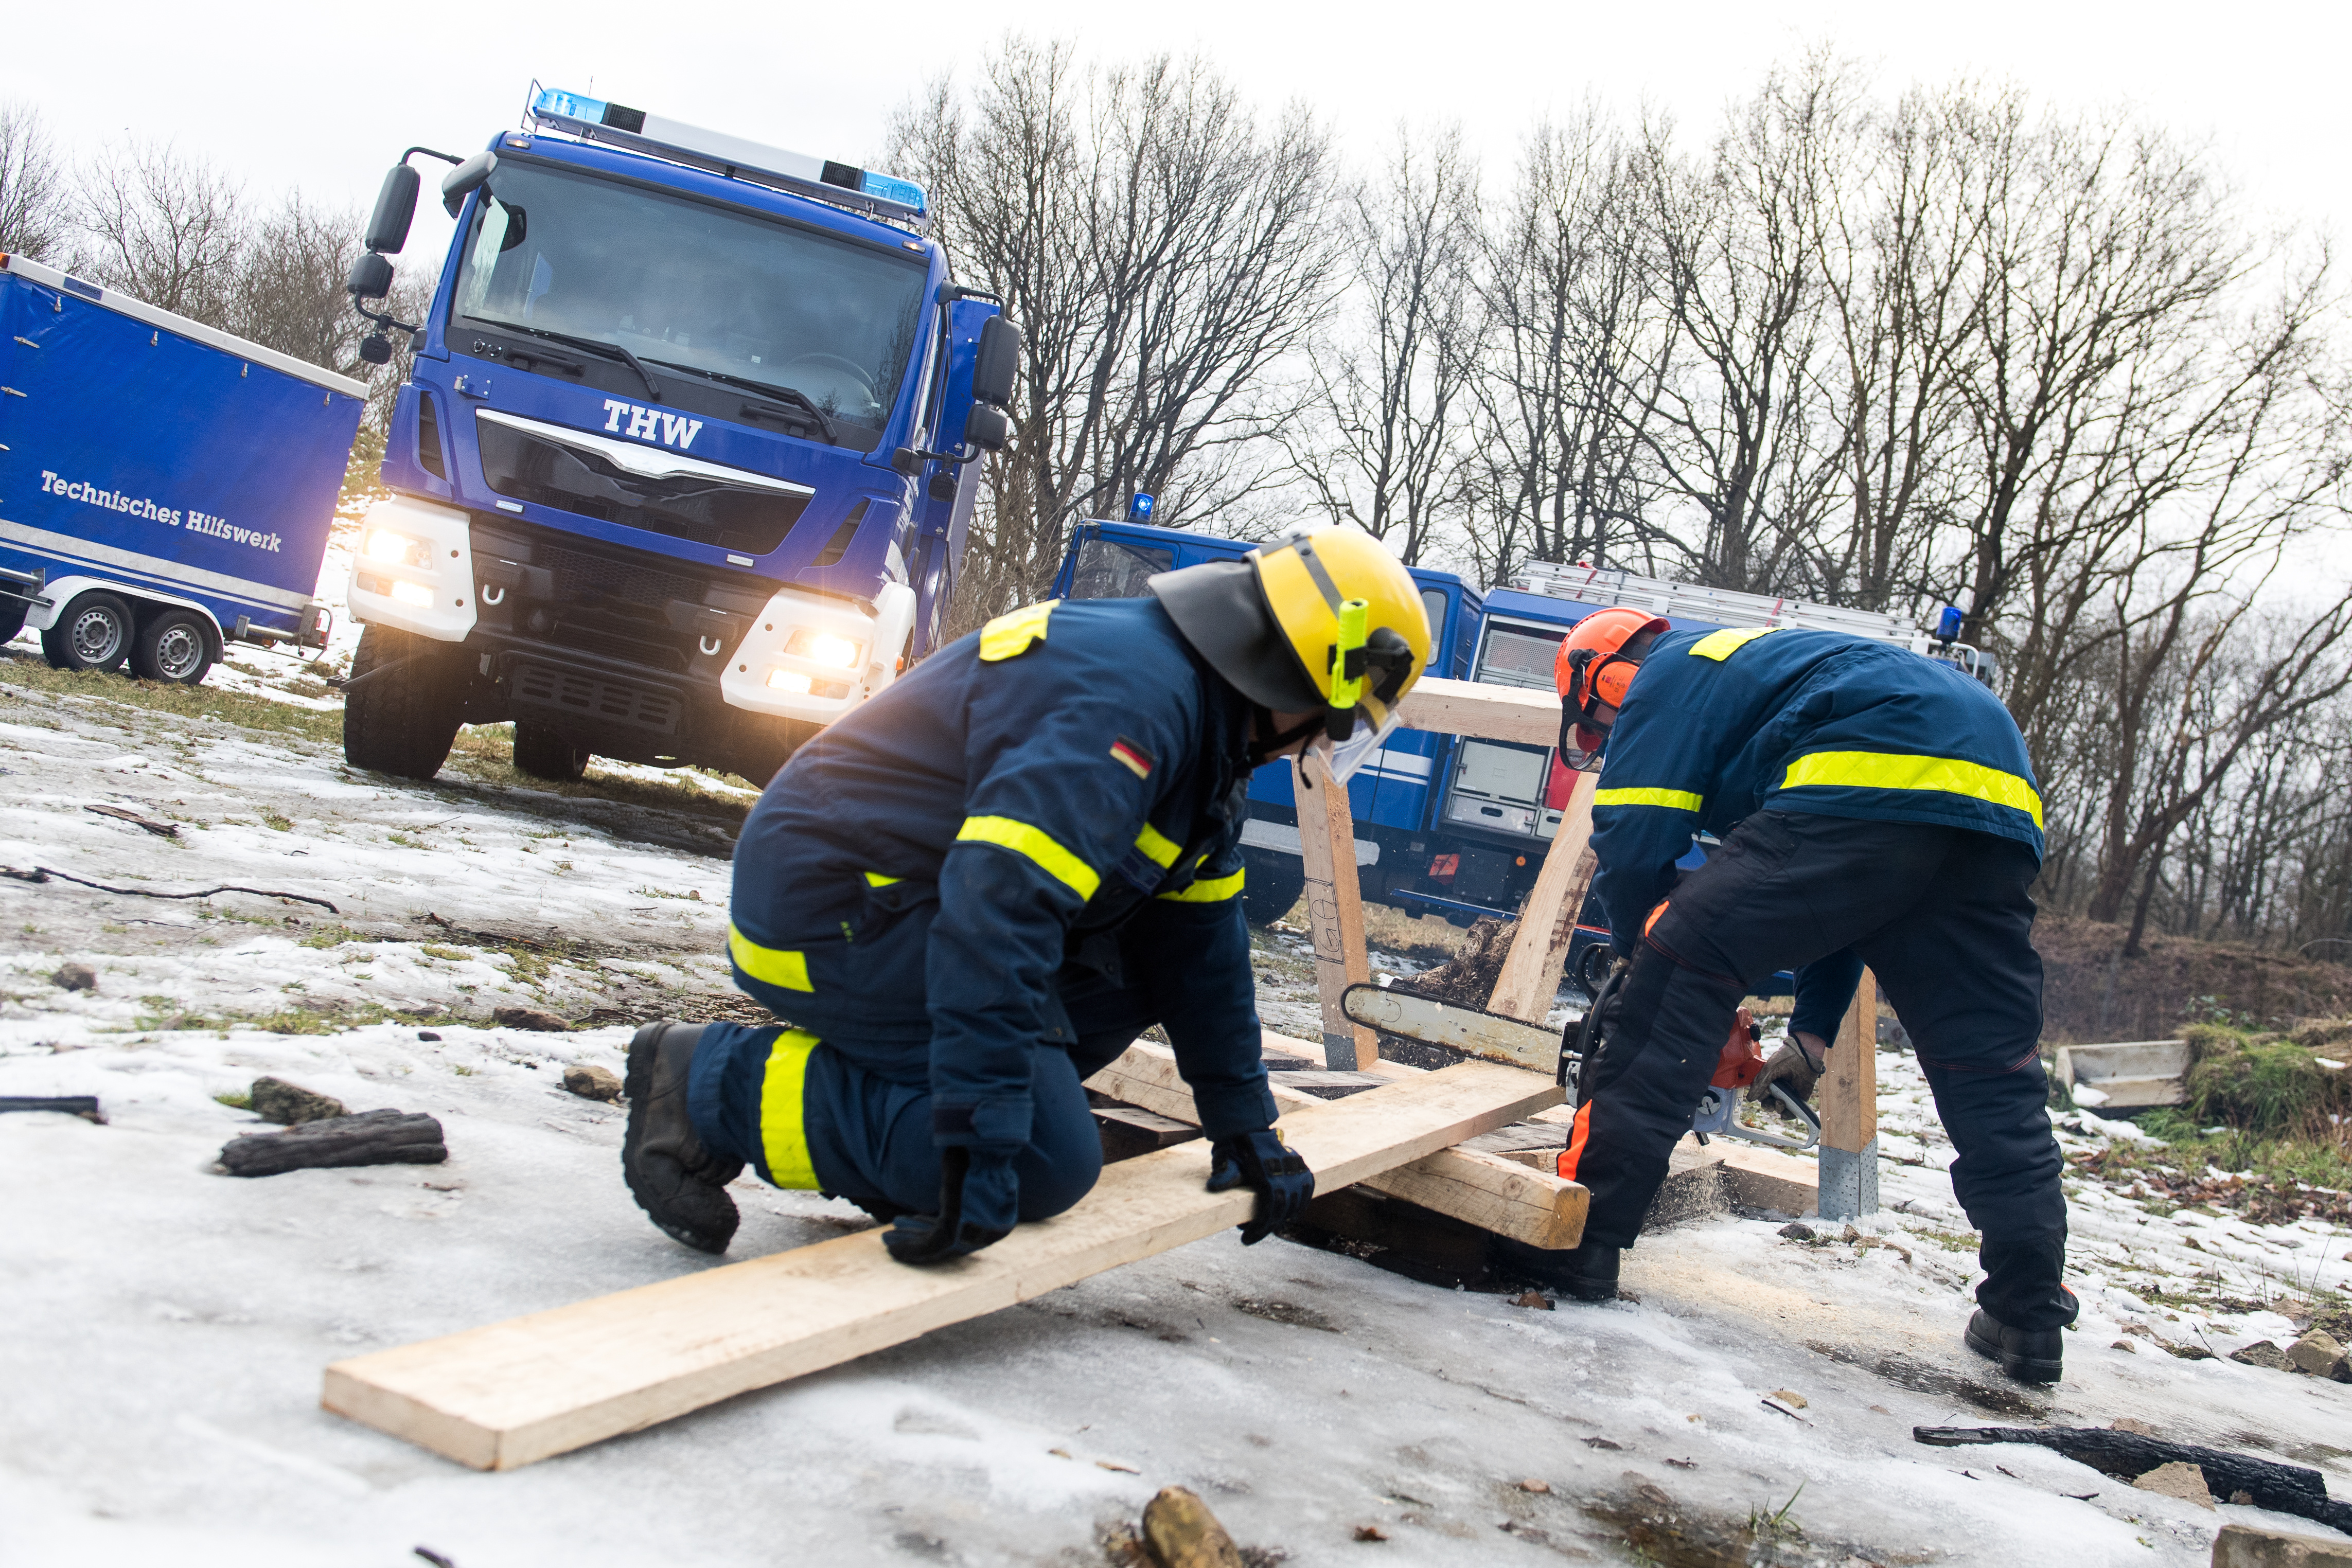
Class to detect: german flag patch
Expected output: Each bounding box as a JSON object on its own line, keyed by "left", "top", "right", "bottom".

{"left": 1109, "top": 736, "right": 1155, "bottom": 779}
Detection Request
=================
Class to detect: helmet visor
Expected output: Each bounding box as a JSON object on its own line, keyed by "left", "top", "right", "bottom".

{"left": 1313, "top": 704, "right": 1403, "bottom": 785}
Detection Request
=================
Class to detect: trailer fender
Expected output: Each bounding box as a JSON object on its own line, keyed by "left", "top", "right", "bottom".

{"left": 23, "top": 573, "right": 224, "bottom": 651}
{"left": 346, "top": 496, "right": 476, "bottom": 643}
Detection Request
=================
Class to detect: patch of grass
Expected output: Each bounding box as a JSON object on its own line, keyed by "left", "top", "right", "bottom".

{"left": 420, "top": 942, "right": 471, "bottom": 961}
{"left": 2183, "top": 1023, "right": 2347, "bottom": 1133}
{"left": 0, "top": 648, "right": 342, "bottom": 743}
{"left": 298, "top": 924, "right": 377, "bottom": 950}
{"left": 262, "top": 813, "right": 293, "bottom": 832}
{"left": 212, "top": 1091, "right": 251, "bottom": 1110}
{"left": 385, "top": 832, "right": 424, "bottom": 849}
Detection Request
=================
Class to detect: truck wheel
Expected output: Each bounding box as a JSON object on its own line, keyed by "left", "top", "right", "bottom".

{"left": 1239, "top": 846, "right": 1306, "bottom": 928}
{"left": 130, "top": 609, "right": 216, "bottom": 685}
{"left": 343, "top": 625, "right": 464, "bottom": 780}
{"left": 512, "top": 723, "right": 590, "bottom": 781}
{"left": 42, "top": 591, "right": 135, "bottom": 672}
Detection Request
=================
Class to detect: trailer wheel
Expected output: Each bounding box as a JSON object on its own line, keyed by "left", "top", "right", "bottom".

{"left": 343, "top": 625, "right": 465, "bottom": 780}
{"left": 512, "top": 723, "right": 590, "bottom": 781}
{"left": 41, "top": 591, "right": 135, "bottom": 672}
{"left": 130, "top": 609, "right": 215, "bottom": 685}
{"left": 1239, "top": 846, "right": 1306, "bottom": 928}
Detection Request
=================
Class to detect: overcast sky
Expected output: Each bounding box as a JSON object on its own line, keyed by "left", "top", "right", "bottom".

{"left": 5, "top": 0, "right": 2344, "bottom": 269}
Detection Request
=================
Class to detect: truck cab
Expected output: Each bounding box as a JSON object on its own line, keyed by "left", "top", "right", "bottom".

{"left": 341, "top": 86, "right": 1018, "bottom": 784}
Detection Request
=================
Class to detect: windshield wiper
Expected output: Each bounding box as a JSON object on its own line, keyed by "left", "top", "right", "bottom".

{"left": 644, "top": 359, "right": 836, "bottom": 444}
{"left": 498, "top": 323, "right": 663, "bottom": 401}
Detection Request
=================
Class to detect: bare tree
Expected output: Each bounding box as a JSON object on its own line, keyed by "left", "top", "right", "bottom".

{"left": 1289, "top": 124, "right": 1478, "bottom": 565}
{"left": 78, "top": 141, "right": 245, "bottom": 319}
{"left": 890, "top": 38, "right": 1344, "bottom": 626}
{"left": 0, "top": 101, "right": 72, "bottom": 262}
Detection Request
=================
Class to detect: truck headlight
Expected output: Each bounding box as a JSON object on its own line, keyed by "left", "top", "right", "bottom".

{"left": 784, "top": 628, "right": 863, "bottom": 670}
{"left": 389, "top": 580, "right": 435, "bottom": 608}
{"left": 364, "top": 527, "right": 430, "bottom": 568}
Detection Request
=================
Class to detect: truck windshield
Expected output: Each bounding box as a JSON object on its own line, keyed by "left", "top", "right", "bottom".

{"left": 449, "top": 158, "right": 928, "bottom": 448}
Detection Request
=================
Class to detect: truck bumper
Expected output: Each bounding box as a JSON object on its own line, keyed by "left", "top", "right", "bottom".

{"left": 347, "top": 497, "right": 478, "bottom": 642}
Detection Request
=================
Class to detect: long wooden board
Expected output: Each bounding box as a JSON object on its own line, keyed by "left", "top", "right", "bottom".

{"left": 1396, "top": 676, "right": 1562, "bottom": 745}
{"left": 1291, "top": 754, "right": 1376, "bottom": 1068}
{"left": 1085, "top": 1042, "right": 1582, "bottom": 1250}
{"left": 1487, "top": 768, "right": 1599, "bottom": 1022}
{"left": 323, "top": 1063, "right": 1558, "bottom": 1470}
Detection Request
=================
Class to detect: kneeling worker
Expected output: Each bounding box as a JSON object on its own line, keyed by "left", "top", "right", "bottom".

{"left": 1531, "top": 610, "right": 2077, "bottom": 1382}
{"left": 620, "top": 530, "right": 1431, "bottom": 1266}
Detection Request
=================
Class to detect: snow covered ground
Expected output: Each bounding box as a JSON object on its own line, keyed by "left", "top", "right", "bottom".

{"left": 4, "top": 635, "right": 2351, "bottom": 1567}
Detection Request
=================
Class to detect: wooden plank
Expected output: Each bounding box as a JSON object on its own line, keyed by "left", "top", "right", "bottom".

{"left": 1822, "top": 966, "right": 1879, "bottom": 1153}
{"left": 1086, "top": 1042, "right": 1583, "bottom": 1250}
{"left": 1290, "top": 754, "right": 1376, "bottom": 1069}
{"left": 1395, "top": 676, "right": 1562, "bottom": 744}
{"left": 1717, "top": 1145, "right": 1819, "bottom": 1216}
{"left": 1487, "top": 768, "right": 1599, "bottom": 1022}
{"left": 324, "top": 1062, "right": 1558, "bottom": 1471}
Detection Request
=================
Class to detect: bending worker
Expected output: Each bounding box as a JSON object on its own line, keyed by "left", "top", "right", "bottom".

{"left": 1529, "top": 609, "right": 2076, "bottom": 1384}
{"left": 619, "top": 529, "right": 1430, "bottom": 1267}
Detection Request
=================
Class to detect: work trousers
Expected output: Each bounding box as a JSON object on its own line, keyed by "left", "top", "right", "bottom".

{"left": 684, "top": 966, "right": 1183, "bottom": 1224}
{"left": 1570, "top": 811, "right": 2076, "bottom": 1331}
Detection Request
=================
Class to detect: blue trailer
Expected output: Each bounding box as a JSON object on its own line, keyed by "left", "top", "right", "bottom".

{"left": 0, "top": 255, "right": 356, "bottom": 684}
{"left": 336, "top": 84, "right": 1018, "bottom": 783}
{"left": 1053, "top": 523, "right": 1994, "bottom": 984}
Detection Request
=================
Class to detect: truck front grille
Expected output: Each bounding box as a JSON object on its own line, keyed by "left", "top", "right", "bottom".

{"left": 476, "top": 418, "right": 811, "bottom": 555}
{"left": 509, "top": 661, "right": 682, "bottom": 735}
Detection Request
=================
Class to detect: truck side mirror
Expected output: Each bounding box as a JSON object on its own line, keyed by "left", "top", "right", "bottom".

{"left": 971, "top": 316, "right": 1020, "bottom": 408}
{"left": 963, "top": 403, "right": 1011, "bottom": 453}
{"left": 441, "top": 151, "right": 498, "bottom": 218}
{"left": 365, "top": 165, "right": 420, "bottom": 255}
{"left": 347, "top": 252, "right": 395, "bottom": 301}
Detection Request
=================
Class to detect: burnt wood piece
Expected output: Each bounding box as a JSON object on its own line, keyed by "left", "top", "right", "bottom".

{"left": 1913, "top": 1427, "right": 2352, "bottom": 1531}
{"left": 1288, "top": 1185, "right": 1496, "bottom": 1288}
{"left": 1094, "top": 1104, "right": 1204, "bottom": 1164}
{"left": 220, "top": 1109, "right": 446, "bottom": 1177}
{"left": 0, "top": 1095, "right": 104, "bottom": 1123}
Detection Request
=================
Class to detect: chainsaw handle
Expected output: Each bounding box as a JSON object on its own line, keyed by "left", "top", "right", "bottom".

{"left": 1715, "top": 1082, "right": 1823, "bottom": 1153}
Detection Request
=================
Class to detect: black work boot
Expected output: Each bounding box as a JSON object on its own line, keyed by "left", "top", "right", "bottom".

{"left": 622, "top": 1022, "right": 744, "bottom": 1254}
{"left": 1965, "top": 1308, "right": 2063, "bottom": 1384}
{"left": 1499, "top": 1239, "right": 1622, "bottom": 1303}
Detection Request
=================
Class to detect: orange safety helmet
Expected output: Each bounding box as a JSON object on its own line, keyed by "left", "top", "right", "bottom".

{"left": 1553, "top": 606, "right": 1669, "bottom": 755}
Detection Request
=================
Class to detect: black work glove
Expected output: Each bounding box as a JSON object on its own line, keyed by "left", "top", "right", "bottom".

{"left": 1205, "top": 1128, "right": 1315, "bottom": 1244}
{"left": 882, "top": 1146, "right": 1019, "bottom": 1266}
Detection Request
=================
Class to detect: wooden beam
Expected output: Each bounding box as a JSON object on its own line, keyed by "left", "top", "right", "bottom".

{"left": 323, "top": 1063, "right": 1560, "bottom": 1471}
{"left": 1487, "top": 769, "right": 1599, "bottom": 1022}
{"left": 1290, "top": 754, "right": 1376, "bottom": 1069}
{"left": 1085, "top": 1042, "right": 1583, "bottom": 1251}
{"left": 1817, "top": 965, "right": 1879, "bottom": 1220}
{"left": 1395, "top": 676, "right": 1561, "bottom": 745}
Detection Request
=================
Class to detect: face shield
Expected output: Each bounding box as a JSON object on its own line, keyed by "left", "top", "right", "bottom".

{"left": 1311, "top": 703, "right": 1403, "bottom": 784}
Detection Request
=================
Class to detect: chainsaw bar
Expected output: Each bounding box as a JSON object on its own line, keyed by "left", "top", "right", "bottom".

{"left": 1340, "top": 983, "right": 1567, "bottom": 1074}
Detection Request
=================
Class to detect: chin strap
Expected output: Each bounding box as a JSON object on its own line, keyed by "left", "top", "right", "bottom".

{"left": 1246, "top": 704, "right": 1324, "bottom": 771}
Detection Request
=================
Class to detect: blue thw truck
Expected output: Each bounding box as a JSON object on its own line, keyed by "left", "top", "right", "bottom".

{"left": 338, "top": 84, "right": 1018, "bottom": 783}
{"left": 1054, "top": 521, "right": 1992, "bottom": 986}
{"left": 0, "top": 255, "right": 355, "bottom": 683}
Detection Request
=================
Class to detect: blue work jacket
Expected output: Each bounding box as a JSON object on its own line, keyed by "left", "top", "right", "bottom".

{"left": 725, "top": 597, "right": 1276, "bottom": 1150}
{"left": 1589, "top": 626, "right": 2043, "bottom": 967}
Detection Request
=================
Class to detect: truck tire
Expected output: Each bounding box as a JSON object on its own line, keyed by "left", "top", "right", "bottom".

{"left": 42, "top": 591, "right": 135, "bottom": 672}
{"left": 343, "top": 625, "right": 464, "bottom": 780}
{"left": 130, "top": 608, "right": 216, "bottom": 685}
{"left": 1239, "top": 846, "right": 1306, "bottom": 928}
{"left": 512, "top": 722, "right": 590, "bottom": 781}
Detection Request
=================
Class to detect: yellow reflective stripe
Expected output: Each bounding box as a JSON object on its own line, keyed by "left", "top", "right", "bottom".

{"left": 1593, "top": 787, "right": 1705, "bottom": 812}
{"left": 1160, "top": 867, "right": 1246, "bottom": 902}
{"left": 729, "top": 924, "right": 811, "bottom": 992}
{"left": 956, "top": 815, "right": 1100, "bottom": 898}
{"left": 1689, "top": 626, "right": 1784, "bottom": 662}
{"left": 863, "top": 870, "right": 900, "bottom": 886}
{"left": 1780, "top": 750, "right": 2044, "bottom": 828}
{"left": 758, "top": 1027, "right": 823, "bottom": 1189}
{"left": 978, "top": 601, "right": 1055, "bottom": 661}
{"left": 1134, "top": 822, "right": 1182, "bottom": 868}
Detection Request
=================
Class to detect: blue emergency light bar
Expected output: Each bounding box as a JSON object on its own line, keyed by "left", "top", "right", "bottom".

{"left": 525, "top": 84, "right": 929, "bottom": 230}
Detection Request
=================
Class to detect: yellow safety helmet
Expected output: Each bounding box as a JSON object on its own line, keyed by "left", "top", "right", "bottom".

{"left": 1150, "top": 527, "right": 1431, "bottom": 781}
